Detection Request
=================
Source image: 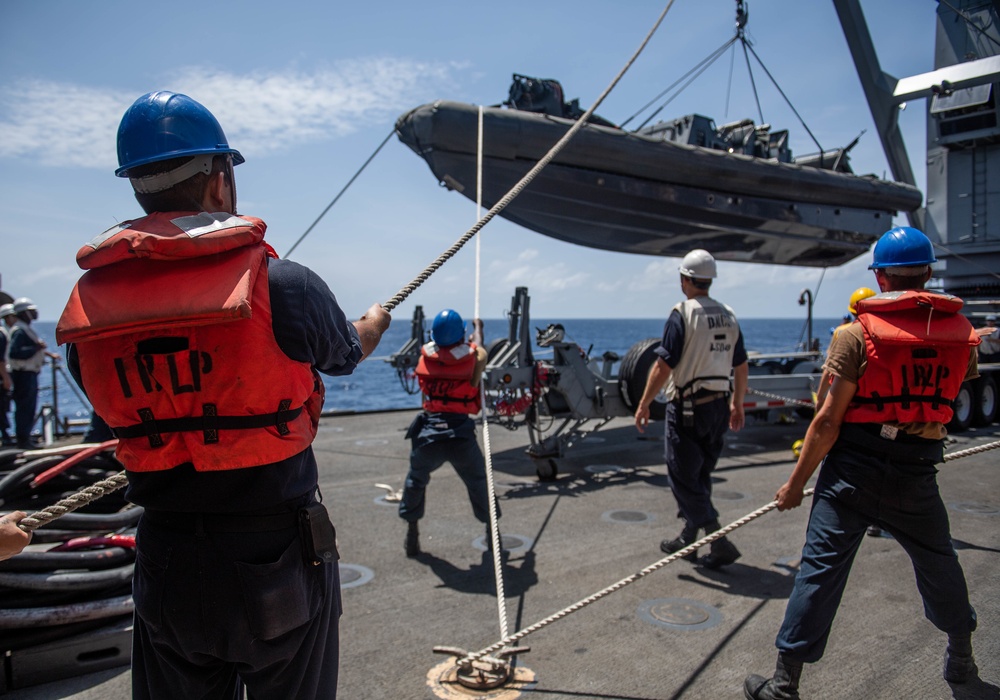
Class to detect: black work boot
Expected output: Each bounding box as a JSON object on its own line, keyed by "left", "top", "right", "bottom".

{"left": 404, "top": 521, "right": 420, "bottom": 557}
{"left": 700, "top": 537, "right": 741, "bottom": 569}
{"left": 660, "top": 525, "right": 699, "bottom": 561}
{"left": 744, "top": 654, "right": 802, "bottom": 700}
{"left": 943, "top": 633, "right": 977, "bottom": 683}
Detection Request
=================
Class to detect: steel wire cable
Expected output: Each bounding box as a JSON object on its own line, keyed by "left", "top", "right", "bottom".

{"left": 284, "top": 130, "right": 395, "bottom": 259}
{"left": 746, "top": 386, "right": 816, "bottom": 408}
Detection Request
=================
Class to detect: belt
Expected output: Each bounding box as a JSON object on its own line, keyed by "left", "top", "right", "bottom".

{"left": 678, "top": 391, "right": 729, "bottom": 407}
{"left": 839, "top": 424, "right": 944, "bottom": 463}
{"left": 142, "top": 503, "right": 308, "bottom": 534}
{"left": 849, "top": 422, "right": 937, "bottom": 445}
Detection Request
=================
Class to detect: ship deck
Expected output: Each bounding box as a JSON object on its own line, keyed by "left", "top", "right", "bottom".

{"left": 5, "top": 409, "right": 999, "bottom": 699}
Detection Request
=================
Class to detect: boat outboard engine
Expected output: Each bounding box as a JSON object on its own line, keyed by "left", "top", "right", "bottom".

{"left": 506, "top": 74, "right": 618, "bottom": 127}
{"left": 506, "top": 74, "right": 569, "bottom": 117}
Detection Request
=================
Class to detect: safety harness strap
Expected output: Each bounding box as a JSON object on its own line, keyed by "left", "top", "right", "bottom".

{"left": 115, "top": 401, "right": 301, "bottom": 447}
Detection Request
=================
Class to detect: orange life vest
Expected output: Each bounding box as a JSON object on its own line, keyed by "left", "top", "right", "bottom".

{"left": 415, "top": 341, "right": 481, "bottom": 414}
{"left": 57, "top": 212, "right": 322, "bottom": 472}
{"left": 843, "top": 290, "right": 979, "bottom": 425}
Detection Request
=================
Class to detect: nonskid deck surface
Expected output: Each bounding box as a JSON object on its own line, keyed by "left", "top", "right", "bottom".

{"left": 8, "top": 410, "right": 999, "bottom": 699}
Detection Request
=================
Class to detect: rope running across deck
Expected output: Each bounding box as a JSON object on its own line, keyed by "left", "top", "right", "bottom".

{"left": 17, "top": 438, "right": 999, "bottom": 535}
{"left": 455, "top": 488, "right": 816, "bottom": 665}
{"left": 454, "top": 436, "right": 1000, "bottom": 665}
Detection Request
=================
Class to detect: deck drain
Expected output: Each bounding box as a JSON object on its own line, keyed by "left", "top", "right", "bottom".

{"left": 602, "top": 509, "right": 655, "bottom": 524}
{"left": 339, "top": 564, "right": 374, "bottom": 589}
{"left": 475, "top": 533, "right": 532, "bottom": 554}
{"left": 637, "top": 598, "right": 723, "bottom": 631}
{"left": 585, "top": 463, "right": 624, "bottom": 474}
{"left": 355, "top": 438, "right": 388, "bottom": 446}
{"left": 713, "top": 490, "right": 748, "bottom": 501}
{"left": 948, "top": 502, "right": 1000, "bottom": 516}
{"left": 339, "top": 563, "right": 375, "bottom": 588}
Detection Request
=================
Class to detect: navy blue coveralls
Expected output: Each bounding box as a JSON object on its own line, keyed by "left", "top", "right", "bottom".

{"left": 69, "top": 257, "right": 362, "bottom": 700}
{"left": 655, "top": 309, "right": 747, "bottom": 531}
{"left": 0, "top": 328, "right": 10, "bottom": 443}
{"left": 8, "top": 323, "right": 44, "bottom": 448}
{"left": 776, "top": 423, "right": 976, "bottom": 662}
{"left": 774, "top": 319, "right": 978, "bottom": 663}
{"left": 398, "top": 347, "right": 492, "bottom": 527}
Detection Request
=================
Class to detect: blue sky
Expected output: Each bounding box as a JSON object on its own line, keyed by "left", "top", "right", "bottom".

{"left": 1, "top": 1, "right": 932, "bottom": 329}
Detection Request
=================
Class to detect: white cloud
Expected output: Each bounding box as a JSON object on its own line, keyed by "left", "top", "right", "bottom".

{"left": 623, "top": 259, "right": 678, "bottom": 293}
{"left": 0, "top": 57, "right": 463, "bottom": 169}
{"left": 501, "top": 263, "right": 588, "bottom": 292}
{"left": 0, "top": 82, "right": 126, "bottom": 170}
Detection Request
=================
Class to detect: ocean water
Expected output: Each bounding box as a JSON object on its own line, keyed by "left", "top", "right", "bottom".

{"left": 27, "top": 316, "right": 842, "bottom": 427}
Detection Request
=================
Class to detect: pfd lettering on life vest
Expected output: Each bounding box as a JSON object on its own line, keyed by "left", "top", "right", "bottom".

{"left": 843, "top": 290, "right": 979, "bottom": 424}
{"left": 903, "top": 356, "right": 950, "bottom": 393}
{"left": 113, "top": 350, "right": 213, "bottom": 399}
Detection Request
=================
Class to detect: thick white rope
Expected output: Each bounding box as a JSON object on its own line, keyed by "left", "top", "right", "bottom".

{"left": 18, "top": 471, "right": 129, "bottom": 532}
{"left": 457, "top": 488, "right": 816, "bottom": 665}
{"left": 472, "top": 101, "right": 512, "bottom": 642}
{"left": 17, "top": 438, "right": 999, "bottom": 535}
{"left": 943, "top": 439, "right": 1000, "bottom": 461}
{"left": 481, "top": 415, "right": 509, "bottom": 641}
{"left": 454, "top": 435, "right": 1000, "bottom": 665}
{"left": 382, "top": 0, "right": 681, "bottom": 313}
{"left": 474, "top": 105, "right": 484, "bottom": 322}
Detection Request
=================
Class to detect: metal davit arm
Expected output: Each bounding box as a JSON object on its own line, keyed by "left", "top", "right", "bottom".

{"left": 832, "top": 0, "right": 923, "bottom": 230}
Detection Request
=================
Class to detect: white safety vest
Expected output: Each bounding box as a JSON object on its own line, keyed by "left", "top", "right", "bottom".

{"left": 664, "top": 296, "right": 740, "bottom": 401}
{"left": 0, "top": 324, "right": 9, "bottom": 372}
{"left": 8, "top": 321, "right": 46, "bottom": 373}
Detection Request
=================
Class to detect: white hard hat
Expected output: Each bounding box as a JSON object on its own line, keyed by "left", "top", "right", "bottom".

{"left": 12, "top": 297, "right": 37, "bottom": 314}
{"left": 0, "top": 303, "right": 14, "bottom": 317}
{"left": 679, "top": 249, "right": 717, "bottom": 279}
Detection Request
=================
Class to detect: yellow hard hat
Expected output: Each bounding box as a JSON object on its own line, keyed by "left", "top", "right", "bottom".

{"left": 848, "top": 287, "right": 876, "bottom": 315}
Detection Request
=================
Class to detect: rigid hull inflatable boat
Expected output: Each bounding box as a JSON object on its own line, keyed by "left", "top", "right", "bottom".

{"left": 395, "top": 80, "right": 923, "bottom": 268}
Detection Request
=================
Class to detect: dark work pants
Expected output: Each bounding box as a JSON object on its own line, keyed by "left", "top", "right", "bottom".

{"left": 10, "top": 370, "right": 38, "bottom": 445}
{"left": 0, "top": 384, "right": 10, "bottom": 438}
{"left": 776, "top": 440, "right": 976, "bottom": 663}
{"left": 399, "top": 437, "right": 491, "bottom": 524}
{"left": 131, "top": 516, "right": 342, "bottom": 699}
{"left": 663, "top": 398, "right": 730, "bottom": 530}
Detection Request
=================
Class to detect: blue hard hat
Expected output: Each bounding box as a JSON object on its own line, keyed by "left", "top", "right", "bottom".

{"left": 869, "top": 226, "right": 936, "bottom": 269}
{"left": 432, "top": 309, "right": 465, "bottom": 347}
{"left": 115, "top": 91, "right": 245, "bottom": 177}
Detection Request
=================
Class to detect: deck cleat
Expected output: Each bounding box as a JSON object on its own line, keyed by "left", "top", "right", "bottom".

{"left": 433, "top": 646, "right": 531, "bottom": 690}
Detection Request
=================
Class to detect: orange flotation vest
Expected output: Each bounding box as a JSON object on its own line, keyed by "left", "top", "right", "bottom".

{"left": 57, "top": 212, "right": 322, "bottom": 472}
{"left": 415, "top": 341, "right": 481, "bottom": 414}
{"left": 843, "top": 290, "right": 979, "bottom": 425}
